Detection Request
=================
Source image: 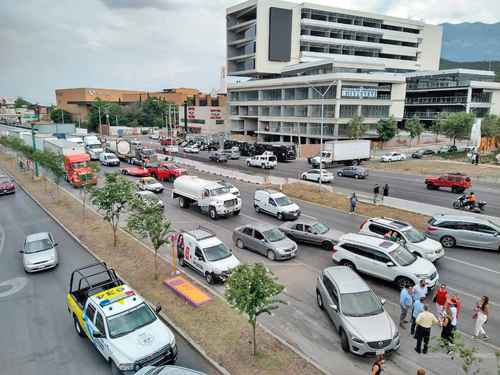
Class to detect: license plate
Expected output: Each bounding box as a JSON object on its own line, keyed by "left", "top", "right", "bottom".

{"left": 376, "top": 350, "right": 385, "bottom": 356}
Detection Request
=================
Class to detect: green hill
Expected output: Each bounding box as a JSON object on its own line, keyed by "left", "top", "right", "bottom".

{"left": 440, "top": 58, "right": 500, "bottom": 81}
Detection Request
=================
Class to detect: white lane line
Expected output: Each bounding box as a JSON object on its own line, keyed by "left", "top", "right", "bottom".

{"left": 0, "top": 224, "right": 4, "bottom": 255}
{"left": 444, "top": 256, "right": 500, "bottom": 275}
{"left": 301, "top": 213, "right": 317, "bottom": 220}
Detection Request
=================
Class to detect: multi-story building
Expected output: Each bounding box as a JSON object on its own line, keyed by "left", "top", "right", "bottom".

{"left": 404, "top": 69, "right": 500, "bottom": 123}
{"left": 226, "top": 0, "right": 442, "bottom": 142}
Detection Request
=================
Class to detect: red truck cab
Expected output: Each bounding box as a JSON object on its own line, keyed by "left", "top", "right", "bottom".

{"left": 146, "top": 162, "right": 186, "bottom": 182}
{"left": 64, "top": 154, "right": 97, "bottom": 188}
{"left": 425, "top": 173, "right": 471, "bottom": 193}
{"left": 160, "top": 138, "right": 176, "bottom": 146}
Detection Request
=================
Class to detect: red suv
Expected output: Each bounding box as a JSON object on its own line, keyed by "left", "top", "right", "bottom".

{"left": 146, "top": 162, "right": 186, "bottom": 182}
{"left": 425, "top": 173, "right": 471, "bottom": 193}
{"left": 0, "top": 175, "right": 16, "bottom": 195}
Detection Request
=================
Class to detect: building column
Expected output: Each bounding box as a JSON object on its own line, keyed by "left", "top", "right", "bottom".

{"left": 465, "top": 86, "right": 472, "bottom": 113}
{"left": 335, "top": 80, "right": 342, "bottom": 119}
{"left": 334, "top": 123, "right": 339, "bottom": 137}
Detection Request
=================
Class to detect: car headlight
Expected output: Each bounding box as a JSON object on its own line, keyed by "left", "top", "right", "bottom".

{"left": 118, "top": 363, "right": 135, "bottom": 371}
{"left": 415, "top": 274, "right": 429, "bottom": 279}
{"left": 351, "top": 336, "right": 364, "bottom": 344}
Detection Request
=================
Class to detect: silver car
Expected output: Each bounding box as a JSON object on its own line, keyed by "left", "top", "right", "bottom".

{"left": 21, "top": 232, "right": 58, "bottom": 272}
{"left": 426, "top": 215, "right": 500, "bottom": 250}
{"left": 316, "top": 266, "right": 400, "bottom": 356}
{"left": 279, "top": 220, "right": 339, "bottom": 249}
{"left": 336, "top": 166, "right": 368, "bottom": 179}
{"left": 233, "top": 223, "right": 298, "bottom": 261}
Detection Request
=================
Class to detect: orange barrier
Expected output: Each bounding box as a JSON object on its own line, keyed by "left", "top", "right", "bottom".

{"left": 164, "top": 276, "right": 212, "bottom": 307}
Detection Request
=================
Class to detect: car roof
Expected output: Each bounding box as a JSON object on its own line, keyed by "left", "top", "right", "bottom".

{"left": 324, "top": 266, "right": 370, "bottom": 294}
{"left": 368, "top": 217, "right": 412, "bottom": 231}
{"left": 137, "top": 190, "right": 155, "bottom": 196}
{"left": 255, "top": 189, "right": 284, "bottom": 197}
{"left": 339, "top": 233, "right": 399, "bottom": 252}
{"left": 432, "top": 214, "right": 496, "bottom": 225}
{"left": 243, "top": 222, "right": 278, "bottom": 231}
{"left": 26, "top": 232, "right": 50, "bottom": 242}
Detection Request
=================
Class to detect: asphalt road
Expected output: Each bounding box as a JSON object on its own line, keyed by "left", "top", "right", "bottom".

{"left": 64, "top": 161, "right": 500, "bottom": 375}
{"left": 172, "top": 149, "right": 500, "bottom": 217}
{"left": 0, "top": 178, "right": 217, "bottom": 375}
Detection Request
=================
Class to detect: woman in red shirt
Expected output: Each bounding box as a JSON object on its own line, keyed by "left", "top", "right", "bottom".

{"left": 433, "top": 284, "right": 448, "bottom": 317}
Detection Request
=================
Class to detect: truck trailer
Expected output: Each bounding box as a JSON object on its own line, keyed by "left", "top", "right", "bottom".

{"left": 309, "top": 140, "right": 371, "bottom": 168}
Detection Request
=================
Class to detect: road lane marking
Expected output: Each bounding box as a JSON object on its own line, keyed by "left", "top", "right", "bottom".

{"left": 0, "top": 223, "right": 4, "bottom": 255}
{"left": 301, "top": 214, "right": 317, "bottom": 220}
{"left": 0, "top": 277, "right": 29, "bottom": 298}
{"left": 444, "top": 256, "right": 500, "bottom": 275}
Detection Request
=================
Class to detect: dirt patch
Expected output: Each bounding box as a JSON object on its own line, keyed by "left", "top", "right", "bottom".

{"left": 281, "top": 183, "right": 431, "bottom": 231}
{"left": 0, "top": 154, "right": 323, "bottom": 375}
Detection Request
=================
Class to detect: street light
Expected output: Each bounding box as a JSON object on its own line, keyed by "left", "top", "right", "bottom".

{"left": 307, "top": 81, "right": 336, "bottom": 189}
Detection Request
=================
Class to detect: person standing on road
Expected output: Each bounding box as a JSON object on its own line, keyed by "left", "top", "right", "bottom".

{"left": 400, "top": 284, "right": 414, "bottom": 328}
{"left": 370, "top": 354, "right": 385, "bottom": 375}
{"left": 382, "top": 183, "right": 390, "bottom": 201}
{"left": 433, "top": 284, "right": 448, "bottom": 317}
{"left": 440, "top": 307, "right": 454, "bottom": 354}
{"left": 448, "top": 299, "right": 458, "bottom": 332}
{"left": 349, "top": 192, "right": 358, "bottom": 214}
{"left": 411, "top": 297, "right": 425, "bottom": 336}
{"left": 473, "top": 296, "right": 490, "bottom": 340}
{"left": 413, "top": 279, "right": 428, "bottom": 301}
{"left": 373, "top": 184, "right": 380, "bottom": 203}
{"left": 415, "top": 304, "right": 439, "bottom": 354}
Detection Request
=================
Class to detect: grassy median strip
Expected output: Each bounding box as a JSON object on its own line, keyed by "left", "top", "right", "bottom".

{"left": 281, "top": 183, "right": 431, "bottom": 231}
{"left": 0, "top": 155, "right": 323, "bottom": 375}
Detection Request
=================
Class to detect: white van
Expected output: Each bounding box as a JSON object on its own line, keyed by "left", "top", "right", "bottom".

{"left": 99, "top": 152, "right": 120, "bottom": 166}
{"left": 254, "top": 189, "right": 301, "bottom": 220}
{"left": 246, "top": 153, "right": 277, "bottom": 169}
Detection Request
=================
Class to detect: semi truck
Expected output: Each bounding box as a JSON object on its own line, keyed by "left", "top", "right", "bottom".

{"left": 308, "top": 140, "right": 371, "bottom": 168}
{"left": 67, "top": 262, "right": 177, "bottom": 373}
{"left": 84, "top": 135, "right": 104, "bottom": 160}
{"left": 172, "top": 175, "right": 241, "bottom": 219}
{"left": 106, "top": 139, "right": 152, "bottom": 164}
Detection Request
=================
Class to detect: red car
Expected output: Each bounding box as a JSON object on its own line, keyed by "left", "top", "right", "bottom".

{"left": 0, "top": 175, "right": 16, "bottom": 195}
{"left": 425, "top": 173, "right": 471, "bottom": 193}
{"left": 146, "top": 162, "right": 186, "bottom": 182}
{"left": 120, "top": 166, "right": 151, "bottom": 177}
{"left": 160, "top": 138, "right": 176, "bottom": 146}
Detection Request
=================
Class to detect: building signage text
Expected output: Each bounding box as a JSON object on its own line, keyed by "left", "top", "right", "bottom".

{"left": 341, "top": 87, "right": 378, "bottom": 99}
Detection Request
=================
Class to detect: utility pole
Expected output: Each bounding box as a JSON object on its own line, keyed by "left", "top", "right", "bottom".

{"left": 61, "top": 108, "right": 65, "bottom": 124}
{"left": 31, "top": 124, "right": 39, "bottom": 177}
{"left": 98, "top": 105, "right": 102, "bottom": 137}
{"left": 115, "top": 115, "right": 118, "bottom": 126}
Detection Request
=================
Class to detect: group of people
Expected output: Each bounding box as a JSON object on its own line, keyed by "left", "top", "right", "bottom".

{"left": 373, "top": 183, "right": 390, "bottom": 203}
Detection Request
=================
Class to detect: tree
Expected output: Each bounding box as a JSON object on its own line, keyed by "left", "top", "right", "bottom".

{"left": 480, "top": 114, "right": 500, "bottom": 138}
{"left": 441, "top": 112, "right": 475, "bottom": 146}
{"left": 91, "top": 173, "right": 135, "bottom": 247}
{"left": 348, "top": 114, "right": 368, "bottom": 139}
{"left": 431, "top": 114, "right": 447, "bottom": 143}
{"left": 81, "top": 162, "right": 100, "bottom": 219}
{"left": 376, "top": 116, "right": 398, "bottom": 148}
{"left": 15, "top": 97, "right": 33, "bottom": 108}
{"left": 406, "top": 116, "right": 424, "bottom": 146}
{"left": 127, "top": 201, "right": 173, "bottom": 280}
{"left": 431, "top": 332, "right": 483, "bottom": 375}
{"left": 225, "top": 264, "right": 286, "bottom": 356}
{"left": 50, "top": 108, "right": 72, "bottom": 123}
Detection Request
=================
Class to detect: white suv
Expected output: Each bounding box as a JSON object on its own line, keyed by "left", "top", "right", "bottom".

{"left": 254, "top": 189, "right": 301, "bottom": 220}
{"left": 333, "top": 233, "right": 439, "bottom": 289}
{"left": 176, "top": 227, "right": 241, "bottom": 284}
{"left": 359, "top": 218, "right": 444, "bottom": 262}
{"left": 246, "top": 153, "right": 277, "bottom": 169}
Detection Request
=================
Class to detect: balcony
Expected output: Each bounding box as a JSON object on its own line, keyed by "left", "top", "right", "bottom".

{"left": 405, "top": 96, "right": 467, "bottom": 105}
{"left": 404, "top": 112, "right": 442, "bottom": 119}
{"left": 472, "top": 94, "right": 491, "bottom": 103}
{"left": 406, "top": 81, "right": 470, "bottom": 90}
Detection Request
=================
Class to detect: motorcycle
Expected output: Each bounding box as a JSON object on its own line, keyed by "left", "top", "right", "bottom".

{"left": 452, "top": 194, "right": 487, "bottom": 213}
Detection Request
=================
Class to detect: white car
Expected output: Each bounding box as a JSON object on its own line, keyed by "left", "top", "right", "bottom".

{"left": 333, "top": 233, "right": 439, "bottom": 289}
{"left": 149, "top": 133, "right": 160, "bottom": 140}
{"left": 136, "top": 177, "right": 164, "bottom": 193}
{"left": 21, "top": 232, "right": 58, "bottom": 272}
{"left": 99, "top": 152, "right": 120, "bottom": 167}
{"left": 380, "top": 152, "right": 406, "bottom": 162}
{"left": 184, "top": 145, "right": 200, "bottom": 153}
{"left": 254, "top": 189, "right": 301, "bottom": 220}
{"left": 301, "top": 169, "right": 334, "bottom": 183}
{"left": 359, "top": 217, "right": 444, "bottom": 262}
{"left": 246, "top": 153, "right": 277, "bottom": 169}
{"left": 177, "top": 227, "right": 241, "bottom": 284}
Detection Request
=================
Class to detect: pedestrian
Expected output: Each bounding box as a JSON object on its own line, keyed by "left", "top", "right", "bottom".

{"left": 448, "top": 299, "right": 458, "bottom": 332}
{"left": 441, "top": 307, "right": 454, "bottom": 353}
{"left": 370, "top": 354, "right": 384, "bottom": 375}
{"left": 382, "top": 183, "right": 390, "bottom": 201}
{"left": 473, "top": 296, "right": 490, "bottom": 340}
{"left": 413, "top": 279, "right": 428, "bottom": 301}
{"left": 416, "top": 369, "right": 427, "bottom": 375}
{"left": 400, "top": 284, "right": 414, "bottom": 328}
{"left": 414, "top": 304, "right": 439, "bottom": 354}
{"left": 384, "top": 231, "right": 392, "bottom": 240}
{"left": 475, "top": 152, "right": 480, "bottom": 165}
{"left": 349, "top": 192, "right": 357, "bottom": 214}
{"left": 433, "top": 283, "right": 448, "bottom": 317}
{"left": 450, "top": 295, "right": 462, "bottom": 319}
{"left": 411, "top": 297, "right": 425, "bottom": 336}
{"left": 373, "top": 184, "right": 380, "bottom": 203}
{"left": 389, "top": 231, "right": 400, "bottom": 242}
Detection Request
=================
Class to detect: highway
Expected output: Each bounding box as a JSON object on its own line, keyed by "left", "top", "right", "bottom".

{"left": 63, "top": 161, "right": 500, "bottom": 375}
{"left": 0, "top": 177, "right": 217, "bottom": 375}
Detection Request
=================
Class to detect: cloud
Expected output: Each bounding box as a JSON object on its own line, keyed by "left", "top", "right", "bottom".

{"left": 99, "top": 0, "right": 178, "bottom": 10}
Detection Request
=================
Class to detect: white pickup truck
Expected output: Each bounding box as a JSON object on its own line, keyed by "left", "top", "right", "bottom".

{"left": 172, "top": 175, "right": 241, "bottom": 219}
{"left": 246, "top": 152, "right": 277, "bottom": 169}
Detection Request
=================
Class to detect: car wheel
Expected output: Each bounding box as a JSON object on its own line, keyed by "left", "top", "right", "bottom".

{"left": 440, "top": 235, "right": 456, "bottom": 248}
{"left": 354, "top": 174, "right": 359, "bottom": 179}
{"left": 340, "top": 329, "right": 349, "bottom": 352}
{"left": 396, "top": 277, "right": 414, "bottom": 289}
{"left": 451, "top": 186, "right": 458, "bottom": 194}
{"left": 209, "top": 207, "right": 217, "bottom": 220}
{"left": 267, "top": 250, "right": 276, "bottom": 261}
{"left": 426, "top": 183, "right": 434, "bottom": 190}
{"left": 205, "top": 273, "right": 214, "bottom": 285}
{"left": 74, "top": 317, "right": 84, "bottom": 337}
{"left": 122, "top": 170, "right": 128, "bottom": 175}
{"left": 340, "top": 260, "right": 356, "bottom": 271}
{"left": 179, "top": 197, "right": 188, "bottom": 208}
{"left": 321, "top": 241, "right": 333, "bottom": 250}
{"left": 302, "top": 175, "right": 307, "bottom": 180}
{"left": 337, "top": 171, "right": 343, "bottom": 177}
{"left": 236, "top": 239, "right": 244, "bottom": 249}
{"left": 316, "top": 289, "right": 324, "bottom": 310}
{"left": 255, "top": 205, "right": 261, "bottom": 213}
{"left": 233, "top": 209, "right": 240, "bottom": 216}
{"left": 277, "top": 212, "right": 284, "bottom": 221}
{"left": 110, "top": 361, "right": 122, "bottom": 375}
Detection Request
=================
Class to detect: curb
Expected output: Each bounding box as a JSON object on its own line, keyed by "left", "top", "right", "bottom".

{"left": 10, "top": 172, "right": 230, "bottom": 375}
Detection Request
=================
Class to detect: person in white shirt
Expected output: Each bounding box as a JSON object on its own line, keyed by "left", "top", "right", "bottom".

{"left": 413, "top": 279, "right": 428, "bottom": 301}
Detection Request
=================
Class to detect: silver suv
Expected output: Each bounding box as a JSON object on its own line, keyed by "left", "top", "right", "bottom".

{"left": 426, "top": 215, "right": 500, "bottom": 250}
{"left": 316, "top": 266, "right": 399, "bottom": 356}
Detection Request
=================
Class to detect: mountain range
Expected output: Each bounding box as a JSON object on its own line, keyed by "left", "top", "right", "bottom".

{"left": 441, "top": 22, "right": 500, "bottom": 61}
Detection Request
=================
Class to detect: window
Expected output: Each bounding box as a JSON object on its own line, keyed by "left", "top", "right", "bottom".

{"left": 369, "top": 223, "right": 389, "bottom": 236}
{"left": 268, "top": 198, "right": 277, "bottom": 206}
{"left": 305, "top": 225, "right": 314, "bottom": 233}
{"left": 190, "top": 119, "right": 206, "bottom": 124}
{"left": 242, "top": 227, "right": 253, "bottom": 236}
{"left": 436, "top": 221, "right": 462, "bottom": 230}
{"left": 86, "top": 303, "right": 96, "bottom": 322}
{"left": 216, "top": 120, "right": 225, "bottom": 125}
{"left": 322, "top": 275, "right": 339, "bottom": 304}
{"left": 195, "top": 247, "right": 203, "bottom": 259}
{"left": 254, "top": 231, "right": 264, "bottom": 240}
{"left": 372, "top": 250, "right": 391, "bottom": 263}
{"left": 468, "top": 224, "right": 498, "bottom": 235}
{"left": 95, "top": 312, "right": 105, "bottom": 334}
{"left": 295, "top": 224, "right": 304, "bottom": 231}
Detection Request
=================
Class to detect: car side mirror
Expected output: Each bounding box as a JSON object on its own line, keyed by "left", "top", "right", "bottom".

{"left": 53, "top": 243, "right": 58, "bottom": 247}
{"left": 386, "top": 262, "right": 396, "bottom": 267}
{"left": 155, "top": 303, "right": 162, "bottom": 314}
{"left": 93, "top": 329, "right": 104, "bottom": 338}
{"left": 380, "top": 298, "right": 386, "bottom": 305}
{"left": 329, "top": 303, "right": 338, "bottom": 311}
{"left": 19, "top": 250, "right": 24, "bottom": 253}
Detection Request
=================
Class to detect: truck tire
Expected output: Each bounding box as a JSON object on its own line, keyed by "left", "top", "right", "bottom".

{"left": 233, "top": 209, "right": 240, "bottom": 216}
{"left": 261, "top": 163, "right": 265, "bottom": 169}
{"left": 205, "top": 272, "right": 214, "bottom": 285}
{"left": 74, "top": 317, "right": 84, "bottom": 337}
{"left": 277, "top": 212, "right": 284, "bottom": 221}
{"left": 179, "top": 197, "right": 189, "bottom": 208}
{"left": 209, "top": 207, "right": 218, "bottom": 220}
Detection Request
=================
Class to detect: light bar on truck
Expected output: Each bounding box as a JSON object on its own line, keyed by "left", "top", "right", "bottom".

{"left": 99, "top": 290, "right": 135, "bottom": 307}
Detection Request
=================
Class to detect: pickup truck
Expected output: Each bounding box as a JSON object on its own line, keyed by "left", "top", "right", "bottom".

{"left": 67, "top": 262, "right": 177, "bottom": 374}
{"left": 146, "top": 162, "right": 186, "bottom": 182}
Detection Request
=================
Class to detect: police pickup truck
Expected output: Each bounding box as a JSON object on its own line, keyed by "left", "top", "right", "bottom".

{"left": 67, "top": 262, "right": 177, "bottom": 374}
{"left": 177, "top": 227, "right": 241, "bottom": 284}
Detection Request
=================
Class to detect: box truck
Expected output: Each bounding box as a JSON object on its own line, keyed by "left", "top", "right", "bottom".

{"left": 309, "top": 140, "right": 371, "bottom": 168}
{"left": 83, "top": 135, "right": 104, "bottom": 160}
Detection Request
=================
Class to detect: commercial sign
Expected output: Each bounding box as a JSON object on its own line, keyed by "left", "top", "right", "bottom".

{"left": 341, "top": 87, "right": 378, "bottom": 99}
{"left": 209, "top": 108, "right": 222, "bottom": 120}
{"left": 187, "top": 106, "right": 196, "bottom": 120}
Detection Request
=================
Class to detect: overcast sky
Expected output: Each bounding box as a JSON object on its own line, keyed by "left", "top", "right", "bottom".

{"left": 1, "top": 0, "right": 499, "bottom": 105}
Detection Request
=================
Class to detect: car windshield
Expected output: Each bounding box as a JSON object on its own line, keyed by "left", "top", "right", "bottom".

{"left": 210, "top": 187, "right": 229, "bottom": 196}
{"left": 402, "top": 228, "right": 426, "bottom": 243}
{"left": 25, "top": 238, "right": 53, "bottom": 253}
{"left": 263, "top": 228, "right": 286, "bottom": 242}
{"left": 340, "top": 291, "right": 383, "bottom": 317}
{"left": 143, "top": 193, "right": 159, "bottom": 202}
{"left": 145, "top": 179, "right": 156, "bottom": 185}
{"left": 311, "top": 222, "right": 329, "bottom": 234}
{"left": 269, "top": 156, "right": 277, "bottom": 162}
{"left": 88, "top": 144, "right": 102, "bottom": 150}
{"left": 275, "top": 196, "right": 292, "bottom": 206}
{"left": 107, "top": 303, "right": 156, "bottom": 338}
{"left": 389, "top": 245, "right": 417, "bottom": 266}
{"left": 487, "top": 220, "right": 500, "bottom": 232}
{"left": 71, "top": 162, "right": 87, "bottom": 169}
{"left": 204, "top": 243, "right": 232, "bottom": 262}
{"left": 0, "top": 176, "right": 11, "bottom": 184}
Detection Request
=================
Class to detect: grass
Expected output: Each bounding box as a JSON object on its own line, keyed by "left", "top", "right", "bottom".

{"left": 0, "top": 153, "right": 323, "bottom": 375}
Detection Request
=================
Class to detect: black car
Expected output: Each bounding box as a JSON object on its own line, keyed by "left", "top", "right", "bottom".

{"left": 411, "top": 149, "right": 435, "bottom": 159}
